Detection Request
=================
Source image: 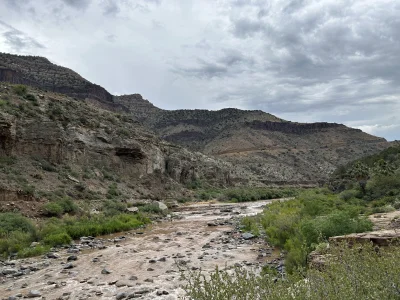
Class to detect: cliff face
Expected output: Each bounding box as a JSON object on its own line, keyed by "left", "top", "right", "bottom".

{"left": 0, "top": 83, "right": 251, "bottom": 216}
{"left": 0, "top": 53, "right": 114, "bottom": 105}
{"left": 121, "top": 103, "right": 389, "bottom": 184}
{"left": 248, "top": 121, "right": 345, "bottom": 133}
{"left": 0, "top": 53, "right": 391, "bottom": 187}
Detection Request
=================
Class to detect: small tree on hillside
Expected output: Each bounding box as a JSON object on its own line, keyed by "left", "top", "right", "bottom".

{"left": 348, "top": 161, "right": 370, "bottom": 194}
{"left": 372, "top": 159, "right": 395, "bottom": 176}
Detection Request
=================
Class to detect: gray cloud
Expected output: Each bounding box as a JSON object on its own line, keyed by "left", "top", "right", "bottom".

{"left": 0, "top": 0, "right": 399, "bottom": 140}
{"left": 61, "top": 0, "right": 91, "bottom": 9}
{"left": 0, "top": 20, "right": 44, "bottom": 51}
{"left": 172, "top": 49, "right": 254, "bottom": 79}
{"left": 102, "top": 0, "right": 120, "bottom": 16}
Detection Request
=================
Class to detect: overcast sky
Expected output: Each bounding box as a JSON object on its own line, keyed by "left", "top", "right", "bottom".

{"left": 0, "top": 0, "right": 399, "bottom": 140}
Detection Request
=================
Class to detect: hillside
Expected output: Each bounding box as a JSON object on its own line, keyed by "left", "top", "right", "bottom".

{"left": 114, "top": 95, "right": 389, "bottom": 185}
{"left": 0, "top": 52, "right": 391, "bottom": 188}
{"left": 0, "top": 82, "right": 253, "bottom": 216}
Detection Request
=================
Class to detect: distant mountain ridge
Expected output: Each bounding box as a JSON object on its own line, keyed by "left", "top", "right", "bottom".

{"left": 0, "top": 52, "right": 390, "bottom": 185}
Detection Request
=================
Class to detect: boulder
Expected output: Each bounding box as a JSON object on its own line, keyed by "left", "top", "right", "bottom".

{"left": 127, "top": 207, "right": 139, "bottom": 213}
{"left": 156, "top": 201, "right": 168, "bottom": 211}
{"left": 26, "top": 290, "right": 41, "bottom": 298}
{"left": 242, "top": 233, "right": 255, "bottom": 240}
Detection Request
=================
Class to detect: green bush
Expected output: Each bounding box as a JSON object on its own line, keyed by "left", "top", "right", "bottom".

{"left": 43, "top": 232, "right": 72, "bottom": 246}
{"left": 0, "top": 231, "right": 33, "bottom": 257}
{"left": 42, "top": 202, "right": 64, "bottom": 217}
{"left": 138, "top": 203, "right": 163, "bottom": 214}
{"left": 0, "top": 213, "right": 36, "bottom": 237}
{"left": 107, "top": 183, "right": 121, "bottom": 199}
{"left": 0, "top": 212, "right": 149, "bottom": 258}
{"left": 58, "top": 198, "right": 78, "bottom": 214}
{"left": 18, "top": 245, "right": 49, "bottom": 258}
{"left": 301, "top": 211, "right": 373, "bottom": 247}
{"left": 42, "top": 198, "right": 78, "bottom": 217}
{"left": 13, "top": 84, "right": 27, "bottom": 96}
{"left": 64, "top": 214, "right": 148, "bottom": 239}
{"left": 102, "top": 200, "right": 127, "bottom": 216}
{"left": 260, "top": 189, "right": 373, "bottom": 271}
{"left": 241, "top": 216, "right": 260, "bottom": 236}
{"left": 25, "top": 94, "right": 37, "bottom": 102}
{"left": 22, "top": 184, "right": 36, "bottom": 196}
{"left": 40, "top": 160, "right": 57, "bottom": 172}
{"left": 183, "top": 243, "right": 400, "bottom": 300}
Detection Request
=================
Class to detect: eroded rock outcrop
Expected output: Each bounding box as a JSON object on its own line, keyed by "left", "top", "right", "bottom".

{"left": 0, "top": 53, "right": 113, "bottom": 105}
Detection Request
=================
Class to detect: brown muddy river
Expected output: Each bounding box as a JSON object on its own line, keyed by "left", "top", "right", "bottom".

{"left": 0, "top": 199, "right": 284, "bottom": 300}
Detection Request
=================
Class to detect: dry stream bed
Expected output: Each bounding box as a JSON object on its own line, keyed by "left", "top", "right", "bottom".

{"left": 0, "top": 200, "right": 283, "bottom": 300}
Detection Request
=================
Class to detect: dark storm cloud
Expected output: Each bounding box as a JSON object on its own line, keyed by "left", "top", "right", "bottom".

{"left": 0, "top": 20, "right": 44, "bottom": 51}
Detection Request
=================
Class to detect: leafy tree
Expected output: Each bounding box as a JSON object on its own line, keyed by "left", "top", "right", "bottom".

{"left": 348, "top": 162, "right": 370, "bottom": 193}
{"left": 372, "top": 159, "right": 395, "bottom": 176}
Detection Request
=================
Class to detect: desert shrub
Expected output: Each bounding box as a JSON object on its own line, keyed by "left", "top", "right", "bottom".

{"left": 22, "top": 184, "right": 36, "bottom": 196}
{"left": 117, "top": 128, "right": 130, "bottom": 137}
{"left": 0, "top": 231, "right": 33, "bottom": 258}
{"left": 47, "top": 103, "right": 64, "bottom": 120}
{"left": 260, "top": 189, "right": 372, "bottom": 272}
{"left": 0, "top": 213, "right": 36, "bottom": 237}
{"left": 43, "top": 202, "right": 64, "bottom": 217}
{"left": 24, "top": 93, "right": 36, "bottom": 102}
{"left": 193, "top": 187, "right": 298, "bottom": 203}
{"left": 339, "top": 189, "right": 360, "bottom": 201}
{"left": 58, "top": 197, "right": 78, "bottom": 214}
{"left": 18, "top": 245, "right": 49, "bottom": 258}
{"left": 138, "top": 203, "right": 163, "bottom": 214}
{"left": 240, "top": 216, "right": 260, "bottom": 236}
{"left": 43, "top": 232, "right": 72, "bottom": 246}
{"left": 261, "top": 200, "right": 302, "bottom": 248}
{"left": 102, "top": 200, "right": 127, "bottom": 216}
{"left": 13, "top": 84, "right": 27, "bottom": 96}
{"left": 42, "top": 198, "right": 78, "bottom": 217}
{"left": 64, "top": 214, "right": 148, "bottom": 239}
{"left": 177, "top": 197, "right": 191, "bottom": 204}
{"left": 183, "top": 243, "right": 400, "bottom": 300}
{"left": 0, "top": 156, "right": 16, "bottom": 166}
{"left": 300, "top": 211, "right": 372, "bottom": 247}
{"left": 107, "top": 183, "right": 121, "bottom": 199}
{"left": 0, "top": 99, "right": 8, "bottom": 107}
{"left": 0, "top": 212, "right": 149, "bottom": 258}
{"left": 39, "top": 160, "right": 57, "bottom": 172}
{"left": 365, "top": 175, "right": 400, "bottom": 201}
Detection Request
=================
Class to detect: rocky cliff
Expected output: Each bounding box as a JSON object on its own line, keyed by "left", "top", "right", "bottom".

{"left": 0, "top": 53, "right": 117, "bottom": 108}
{"left": 0, "top": 83, "right": 252, "bottom": 215}
{"left": 0, "top": 53, "right": 391, "bottom": 188}
{"left": 112, "top": 96, "right": 389, "bottom": 184}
